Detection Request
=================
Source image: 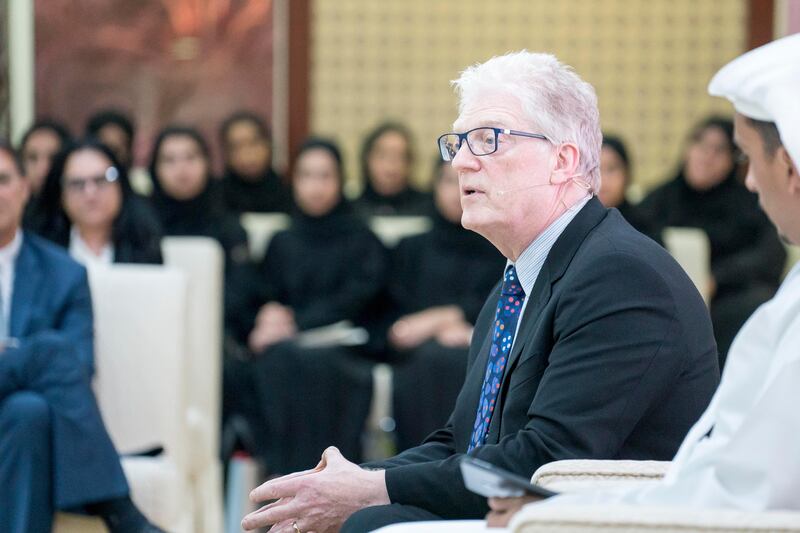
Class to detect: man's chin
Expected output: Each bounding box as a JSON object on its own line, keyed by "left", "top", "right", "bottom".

{"left": 460, "top": 212, "right": 477, "bottom": 232}
{"left": 461, "top": 213, "right": 491, "bottom": 240}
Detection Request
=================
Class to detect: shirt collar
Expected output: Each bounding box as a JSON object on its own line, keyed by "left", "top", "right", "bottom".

{"left": 0, "top": 229, "right": 23, "bottom": 267}
{"left": 69, "top": 226, "right": 114, "bottom": 265}
{"left": 509, "top": 195, "right": 592, "bottom": 295}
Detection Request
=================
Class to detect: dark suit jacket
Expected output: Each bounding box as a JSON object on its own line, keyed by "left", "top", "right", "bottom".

{"left": 10, "top": 231, "right": 94, "bottom": 374}
{"left": 365, "top": 197, "right": 720, "bottom": 518}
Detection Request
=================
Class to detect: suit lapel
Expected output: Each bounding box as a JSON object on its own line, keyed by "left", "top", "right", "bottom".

{"left": 485, "top": 197, "right": 608, "bottom": 442}
{"left": 10, "top": 235, "right": 43, "bottom": 338}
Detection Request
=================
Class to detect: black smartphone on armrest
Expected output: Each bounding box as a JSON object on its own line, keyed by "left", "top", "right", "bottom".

{"left": 460, "top": 456, "right": 558, "bottom": 499}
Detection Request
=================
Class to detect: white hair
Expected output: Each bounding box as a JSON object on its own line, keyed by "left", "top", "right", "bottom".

{"left": 452, "top": 51, "right": 602, "bottom": 191}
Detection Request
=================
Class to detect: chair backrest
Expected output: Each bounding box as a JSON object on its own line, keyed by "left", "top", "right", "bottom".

{"left": 662, "top": 227, "right": 712, "bottom": 303}
{"left": 785, "top": 244, "right": 800, "bottom": 278}
{"left": 161, "top": 236, "right": 224, "bottom": 463}
{"left": 240, "top": 212, "right": 291, "bottom": 262}
{"left": 369, "top": 215, "right": 432, "bottom": 247}
{"left": 88, "top": 264, "right": 189, "bottom": 470}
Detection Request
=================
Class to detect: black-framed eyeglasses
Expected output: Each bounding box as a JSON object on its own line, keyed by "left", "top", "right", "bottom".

{"left": 63, "top": 166, "right": 119, "bottom": 194}
{"left": 437, "top": 127, "right": 550, "bottom": 162}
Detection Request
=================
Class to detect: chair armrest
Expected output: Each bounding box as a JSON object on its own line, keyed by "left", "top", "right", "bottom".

{"left": 531, "top": 460, "right": 671, "bottom": 492}
{"left": 511, "top": 504, "right": 800, "bottom": 532}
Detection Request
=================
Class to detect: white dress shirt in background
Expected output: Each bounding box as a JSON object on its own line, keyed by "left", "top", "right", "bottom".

{"left": 69, "top": 226, "right": 114, "bottom": 266}
{"left": 0, "top": 230, "right": 23, "bottom": 336}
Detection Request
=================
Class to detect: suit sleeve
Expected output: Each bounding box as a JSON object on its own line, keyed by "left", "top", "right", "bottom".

{"left": 380, "top": 252, "right": 695, "bottom": 519}
{"left": 19, "top": 265, "right": 95, "bottom": 376}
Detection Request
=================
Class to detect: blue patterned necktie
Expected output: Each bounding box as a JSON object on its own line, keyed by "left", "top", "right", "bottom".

{"left": 468, "top": 265, "right": 526, "bottom": 451}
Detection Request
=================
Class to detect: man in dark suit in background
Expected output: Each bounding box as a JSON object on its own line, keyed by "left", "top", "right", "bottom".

{"left": 0, "top": 140, "right": 163, "bottom": 533}
{"left": 242, "top": 51, "right": 720, "bottom": 533}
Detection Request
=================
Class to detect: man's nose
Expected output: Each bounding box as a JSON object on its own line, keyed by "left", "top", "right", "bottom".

{"left": 451, "top": 142, "right": 480, "bottom": 173}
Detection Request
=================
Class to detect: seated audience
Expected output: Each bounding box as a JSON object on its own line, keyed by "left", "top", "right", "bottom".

{"left": 389, "top": 158, "right": 504, "bottom": 451}
{"left": 226, "top": 138, "right": 388, "bottom": 475}
{"left": 18, "top": 119, "right": 72, "bottom": 230}
{"left": 354, "top": 122, "right": 432, "bottom": 216}
{"left": 241, "top": 51, "right": 719, "bottom": 533}
{"left": 639, "top": 116, "right": 786, "bottom": 367}
{"left": 34, "top": 139, "right": 162, "bottom": 265}
{"left": 220, "top": 111, "right": 293, "bottom": 213}
{"left": 598, "top": 134, "right": 660, "bottom": 241}
{"left": 85, "top": 109, "right": 136, "bottom": 170}
{"left": 0, "top": 140, "right": 164, "bottom": 533}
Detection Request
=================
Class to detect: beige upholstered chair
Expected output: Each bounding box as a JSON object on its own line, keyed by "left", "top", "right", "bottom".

{"left": 162, "top": 237, "right": 226, "bottom": 533}
{"left": 511, "top": 504, "right": 800, "bottom": 532}
{"left": 662, "top": 227, "right": 712, "bottom": 303}
{"left": 785, "top": 244, "right": 800, "bottom": 278}
{"left": 369, "top": 215, "right": 432, "bottom": 247}
{"left": 54, "top": 265, "right": 193, "bottom": 533}
{"left": 510, "top": 459, "right": 800, "bottom": 532}
{"left": 240, "top": 212, "right": 291, "bottom": 262}
{"left": 530, "top": 459, "right": 671, "bottom": 492}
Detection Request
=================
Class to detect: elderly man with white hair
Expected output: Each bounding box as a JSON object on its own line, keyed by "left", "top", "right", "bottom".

{"left": 241, "top": 51, "right": 720, "bottom": 533}
{"left": 378, "top": 33, "right": 800, "bottom": 533}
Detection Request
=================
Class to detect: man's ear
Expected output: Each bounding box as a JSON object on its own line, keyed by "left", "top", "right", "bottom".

{"left": 779, "top": 147, "right": 800, "bottom": 196}
{"left": 550, "top": 142, "right": 580, "bottom": 185}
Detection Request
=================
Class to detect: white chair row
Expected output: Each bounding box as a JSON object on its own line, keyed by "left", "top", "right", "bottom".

{"left": 239, "top": 212, "right": 432, "bottom": 262}
{"left": 54, "top": 237, "right": 225, "bottom": 533}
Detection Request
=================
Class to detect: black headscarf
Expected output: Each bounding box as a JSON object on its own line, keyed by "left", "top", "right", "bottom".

{"left": 220, "top": 111, "right": 292, "bottom": 213}
{"left": 355, "top": 122, "right": 431, "bottom": 216}
{"left": 148, "top": 126, "right": 226, "bottom": 236}
{"left": 290, "top": 138, "right": 366, "bottom": 240}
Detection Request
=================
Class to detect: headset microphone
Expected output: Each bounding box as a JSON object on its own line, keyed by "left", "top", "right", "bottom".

{"left": 492, "top": 176, "right": 593, "bottom": 199}
{"left": 493, "top": 183, "right": 551, "bottom": 198}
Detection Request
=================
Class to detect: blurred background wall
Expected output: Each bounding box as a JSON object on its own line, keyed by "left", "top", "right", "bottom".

{"left": 311, "top": 0, "right": 746, "bottom": 194}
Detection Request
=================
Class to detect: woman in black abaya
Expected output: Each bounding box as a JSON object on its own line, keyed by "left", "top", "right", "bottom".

{"left": 231, "top": 138, "right": 389, "bottom": 475}
{"left": 639, "top": 116, "right": 786, "bottom": 367}
{"left": 353, "top": 122, "right": 432, "bottom": 217}
{"left": 219, "top": 111, "right": 292, "bottom": 214}
{"left": 148, "top": 126, "right": 254, "bottom": 339}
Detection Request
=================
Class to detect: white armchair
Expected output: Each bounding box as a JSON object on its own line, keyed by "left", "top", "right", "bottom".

{"left": 511, "top": 459, "right": 800, "bottom": 532}
{"left": 368, "top": 216, "right": 432, "bottom": 247}
{"left": 240, "top": 212, "right": 291, "bottom": 262}
{"left": 511, "top": 504, "right": 800, "bottom": 532}
{"left": 162, "top": 237, "right": 225, "bottom": 533}
{"left": 530, "top": 459, "right": 671, "bottom": 492}
{"left": 54, "top": 265, "right": 193, "bottom": 533}
{"left": 662, "top": 227, "right": 712, "bottom": 303}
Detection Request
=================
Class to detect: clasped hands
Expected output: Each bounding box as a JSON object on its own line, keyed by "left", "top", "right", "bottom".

{"left": 248, "top": 302, "right": 298, "bottom": 353}
{"left": 242, "top": 446, "right": 390, "bottom": 533}
{"left": 389, "top": 305, "right": 473, "bottom": 350}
